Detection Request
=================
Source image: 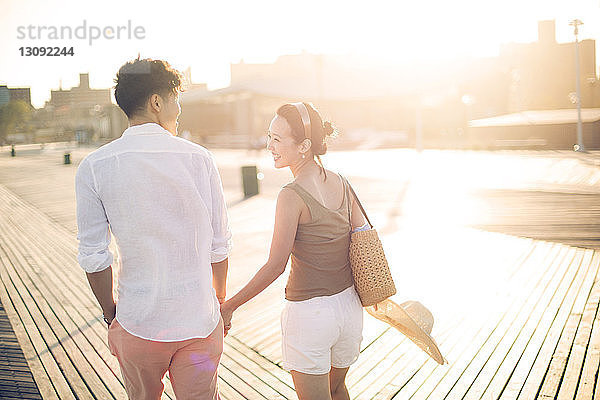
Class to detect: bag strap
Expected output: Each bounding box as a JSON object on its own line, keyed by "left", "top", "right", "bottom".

{"left": 340, "top": 174, "right": 374, "bottom": 229}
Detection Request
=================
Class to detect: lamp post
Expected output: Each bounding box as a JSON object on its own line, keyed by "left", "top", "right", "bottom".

{"left": 569, "top": 19, "right": 584, "bottom": 152}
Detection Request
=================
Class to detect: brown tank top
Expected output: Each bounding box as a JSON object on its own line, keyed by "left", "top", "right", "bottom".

{"left": 283, "top": 174, "right": 354, "bottom": 301}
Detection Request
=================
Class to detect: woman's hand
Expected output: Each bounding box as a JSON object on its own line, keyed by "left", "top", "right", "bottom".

{"left": 221, "top": 301, "right": 234, "bottom": 336}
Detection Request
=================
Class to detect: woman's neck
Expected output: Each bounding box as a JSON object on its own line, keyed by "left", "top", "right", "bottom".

{"left": 290, "top": 158, "right": 319, "bottom": 179}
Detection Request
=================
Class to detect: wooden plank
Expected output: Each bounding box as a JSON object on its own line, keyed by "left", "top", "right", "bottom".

{"left": 226, "top": 335, "right": 295, "bottom": 389}
{"left": 0, "top": 252, "right": 76, "bottom": 399}
{"left": 558, "top": 252, "right": 600, "bottom": 399}
{"left": 368, "top": 317, "right": 470, "bottom": 400}
{"left": 498, "top": 248, "right": 587, "bottom": 399}
{"left": 221, "top": 351, "right": 287, "bottom": 399}
{"left": 0, "top": 235, "right": 113, "bottom": 399}
{"left": 2, "top": 209, "right": 117, "bottom": 343}
{"left": 230, "top": 302, "right": 282, "bottom": 348}
{"left": 349, "top": 329, "right": 409, "bottom": 395}
{"left": 447, "top": 246, "right": 581, "bottom": 399}
{"left": 0, "top": 219, "right": 127, "bottom": 399}
{"left": 0, "top": 204, "right": 122, "bottom": 384}
{"left": 216, "top": 376, "right": 245, "bottom": 400}
{"left": 516, "top": 249, "right": 594, "bottom": 399}
{"left": 466, "top": 248, "right": 593, "bottom": 399}
{"left": 553, "top": 250, "right": 600, "bottom": 400}
{"left": 0, "top": 280, "right": 56, "bottom": 400}
{"left": 0, "top": 193, "right": 96, "bottom": 309}
{"left": 355, "top": 322, "right": 459, "bottom": 400}
{"left": 0, "top": 188, "right": 93, "bottom": 290}
{"left": 536, "top": 249, "right": 596, "bottom": 399}
{"left": 218, "top": 360, "right": 270, "bottom": 400}
{"left": 480, "top": 249, "right": 588, "bottom": 399}
{"left": 223, "top": 342, "right": 296, "bottom": 399}
{"left": 379, "top": 311, "right": 506, "bottom": 400}
{"left": 256, "top": 337, "right": 284, "bottom": 365}
{"left": 381, "top": 241, "right": 546, "bottom": 400}
{"left": 417, "top": 243, "right": 572, "bottom": 400}
{"left": 0, "top": 294, "right": 49, "bottom": 399}
{"left": 4, "top": 190, "right": 119, "bottom": 398}
{"left": 350, "top": 308, "right": 465, "bottom": 398}
{"left": 0, "top": 197, "right": 115, "bottom": 334}
{"left": 577, "top": 263, "right": 600, "bottom": 399}
{"left": 348, "top": 327, "right": 397, "bottom": 381}
{"left": 375, "top": 240, "right": 546, "bottom": 400}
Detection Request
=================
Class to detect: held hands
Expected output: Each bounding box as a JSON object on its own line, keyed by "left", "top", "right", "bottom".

{"left": 220, "top": 300, "right": 234, "bottom": 337}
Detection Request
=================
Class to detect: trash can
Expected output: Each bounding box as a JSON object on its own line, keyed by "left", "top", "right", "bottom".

{"left": 241, "top": 165, "right": 259, "bottom": 198}
{"left": 64, "top": 152, "right": 71, "bottom": 165}
{"left": 10, "top": 145, "right": 15, "bottom": 157}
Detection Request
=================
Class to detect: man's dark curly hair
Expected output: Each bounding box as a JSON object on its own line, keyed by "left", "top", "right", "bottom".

{"left": 114, "top": 57, "right": 184, "bottom": 118}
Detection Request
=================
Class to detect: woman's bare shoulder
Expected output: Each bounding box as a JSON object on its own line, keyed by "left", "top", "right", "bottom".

{"left": 278, "top": 186, "right": 304, "bottom": 206}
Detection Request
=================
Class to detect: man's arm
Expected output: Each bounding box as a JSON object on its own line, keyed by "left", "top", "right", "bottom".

{"left": 86, "top": 267, "right": 116, "bottom": 323}
{"left": 207, "top": 153, "right": 233, "bottom": 265}
{"left": 76, "top": 159, "right": 115, "bottom": 323}
{"left": 212, "top": 258, "right": 228, "bottom": 304}
{"left": 207, "top": 153, "right": 232, "bottom": 303}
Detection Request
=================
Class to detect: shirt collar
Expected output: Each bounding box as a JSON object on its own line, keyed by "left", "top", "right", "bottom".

{"left": 121, "top": 123, "right": 173, "bottom": 137}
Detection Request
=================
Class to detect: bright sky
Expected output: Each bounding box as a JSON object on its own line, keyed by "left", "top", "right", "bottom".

{"left": 1, "top": 0, "right": 599, "bottom": 108}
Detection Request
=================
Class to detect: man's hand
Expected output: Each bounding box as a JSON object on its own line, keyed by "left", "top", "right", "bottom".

{"left": 221, "top": 301, "right": 234, "bottom": 337}
{"left": 103, "top": 302, "right": 117, "bottom": 325}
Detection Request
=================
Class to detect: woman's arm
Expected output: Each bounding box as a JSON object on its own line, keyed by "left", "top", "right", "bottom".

{"left": 349, "top": 183, "right": 368, "bottom": 229}
{"left": 211, "top": 258, "right": 228, "bottom": 304}
{"left": 221, "top": 189, "right": 301, "bottom": 326}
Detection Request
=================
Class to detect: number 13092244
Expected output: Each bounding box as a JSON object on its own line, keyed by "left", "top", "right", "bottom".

{"left": 19, "top": 47, "right": 75, "bottom": 56}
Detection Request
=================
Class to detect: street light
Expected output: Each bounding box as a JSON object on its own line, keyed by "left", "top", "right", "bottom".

{"left": 569, "top": 19, "right": 584, "bottom": 152}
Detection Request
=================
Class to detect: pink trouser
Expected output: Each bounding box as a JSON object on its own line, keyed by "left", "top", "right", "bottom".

{"left": 108, "top": 318, "right": 223, "bottom": 400}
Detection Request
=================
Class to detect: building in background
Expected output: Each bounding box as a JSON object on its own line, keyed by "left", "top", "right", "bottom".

{"left": 7, "top": 88, "right": 32, "bottom": 107}
{"left": 0, "top": 86, "right": 9, "bottom": 107}
{"left": 180, "top": 84, "right": 414, "bottom": 150}
{"left": 49, "top": 73, "right": 111, "bottom": 109}
{"left": 180, "top": 20, "right": 599, "bottom": 150}
{"left": 180, "top": 53, "right": 424, "bottom": 149}
{"left": 469, "top": 109, "right": 600, "bottom": 150}
{"left": 35, "top": 73, "right": 125, "bottom": 144}
{"left": 0, "top": 85, "right": 32, "bottom": 107}
{"left": 502, "top": 20, "right": 599, "bottom": 112}
{"left": 467, "top": 20, "right": 600, "bottom": 149}
{"left": 0, "top": 85, "right": 33, "bottom": 144}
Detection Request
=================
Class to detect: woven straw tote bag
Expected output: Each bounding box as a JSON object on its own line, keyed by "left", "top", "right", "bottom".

{"left": 343, "top": 177, "right": 397, "bottom": 306}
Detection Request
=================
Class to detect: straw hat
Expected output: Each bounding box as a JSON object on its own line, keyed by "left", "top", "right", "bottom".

{"left": 366, "top": 299, "right": 447, "bottom": 365}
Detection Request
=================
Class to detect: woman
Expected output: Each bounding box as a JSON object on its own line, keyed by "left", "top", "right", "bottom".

{"left": 220, "top": 102, "right": 368, "bottom": 400}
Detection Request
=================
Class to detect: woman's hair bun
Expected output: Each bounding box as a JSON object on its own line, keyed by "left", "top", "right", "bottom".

{"left": 323, "top": 121, "right": 335, "bottom": 137}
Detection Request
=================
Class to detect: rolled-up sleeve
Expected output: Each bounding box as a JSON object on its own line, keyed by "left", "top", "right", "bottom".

{"left": 207, "top": 154, "right": 232, "bottom": 263}
{"left": 75, "top": 159, "right": 113, "bottom": 273}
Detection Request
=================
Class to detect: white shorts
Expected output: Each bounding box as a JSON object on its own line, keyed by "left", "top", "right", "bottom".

{"left": 281, "top": 286, "right": 363, "bottom": 375}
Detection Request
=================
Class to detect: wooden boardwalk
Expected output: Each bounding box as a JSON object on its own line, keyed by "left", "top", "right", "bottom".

{"left": 0, "top": 299, "right": 42, "bottom": 399}
{"left": 0, "top": 146, "right": 599, "bottom": 399}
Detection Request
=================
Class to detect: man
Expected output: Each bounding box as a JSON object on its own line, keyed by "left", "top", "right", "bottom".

{"left": 75, "top": 58, "right": 232, "bottom": 399}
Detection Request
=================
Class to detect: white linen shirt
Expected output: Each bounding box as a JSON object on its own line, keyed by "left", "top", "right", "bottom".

{"left": 75, "top": 123, "right": 232, "bottom": 341}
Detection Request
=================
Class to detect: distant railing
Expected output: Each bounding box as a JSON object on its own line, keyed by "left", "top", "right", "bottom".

{"left": 494, "top": 138, "right": 548, "bottom": 148}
